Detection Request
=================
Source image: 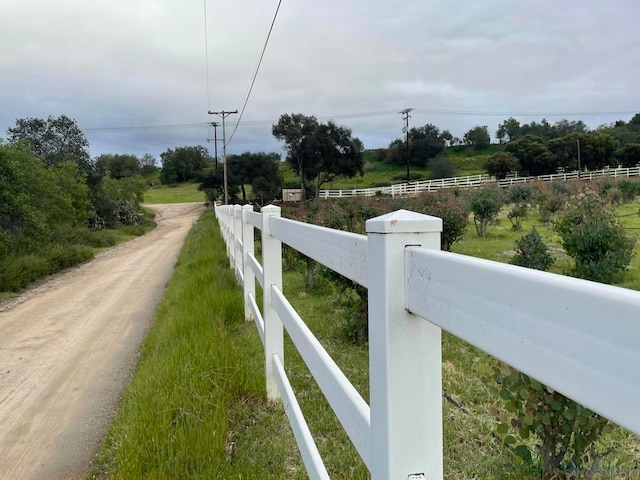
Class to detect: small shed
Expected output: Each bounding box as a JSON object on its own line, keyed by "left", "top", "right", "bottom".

{"left": 282, "top": 189, "right": 302, "bottom": 202}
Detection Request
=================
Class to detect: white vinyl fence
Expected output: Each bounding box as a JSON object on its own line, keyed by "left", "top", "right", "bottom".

{"left": 214, "top": 204, "right": 640, "bottom": 480}
{"left": 318, "top": 166, "right": 640, "bottom": 198}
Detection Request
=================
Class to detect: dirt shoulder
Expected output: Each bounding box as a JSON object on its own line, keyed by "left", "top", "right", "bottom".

{"left": 0, "top": 202, "right": 206, "bottom": 480}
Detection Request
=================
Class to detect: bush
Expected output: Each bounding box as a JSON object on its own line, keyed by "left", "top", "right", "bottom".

{"left": 555, "top": 196, "right": 636, "bottom": 284}
{"left": 428, "top": 155, "right": 456, "bottom": 179}
{"left": 617, "top": 179, "right": 640, "bottom": 203}
{"left": 510, "top": 227, "right": 554, "bottom": 271}
{"left": 0, "top": 254, "right": 50, "bottom": 291}
{"left": 470, "top": 187, "right": 504, "bottom": 237}
{"left": 489, "top": 363, "right": 611, "bottom": 480}
{"left": 411, "top": 191, "right": 470, "bottom": 250}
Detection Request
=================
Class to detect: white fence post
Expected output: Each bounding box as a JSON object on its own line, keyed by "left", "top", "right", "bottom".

{"left": 227, "top": 206, "right": 235, "bottom": 269}
{"left": 261, "top": 205, "right": 283, "bottom": 400}
{"left": 242, "top": 204, "right": 255, "bottom": 321}
{"left": 234, "top": 205, "right": 243, "bottom": 276}
{"left": 367, "top": 209, "right": 444, "bottom": 480}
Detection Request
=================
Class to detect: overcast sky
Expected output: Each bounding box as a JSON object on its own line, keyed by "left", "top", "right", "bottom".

{"left": 1, "top": 0, "right": 639, "bottom": 162}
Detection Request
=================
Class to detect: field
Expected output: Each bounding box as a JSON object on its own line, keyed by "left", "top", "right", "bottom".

{"left": 280, "top": 147, "right": 493, "bottom": 191}
{"left": 143, "top": 182, "right": 206, "bottom": 204}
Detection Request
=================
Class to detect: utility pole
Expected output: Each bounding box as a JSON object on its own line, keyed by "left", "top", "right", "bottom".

{"left": 399, "top": 108, "right": 414, "bottom": 184}
{"left": 207, "top": 110, "right": 238, "bottom": 204}
{"left": 206, "top": 122, "right": 220, "bottom": 170}
{"left": 576, "top": 139, "right": 581, "bottom": 179}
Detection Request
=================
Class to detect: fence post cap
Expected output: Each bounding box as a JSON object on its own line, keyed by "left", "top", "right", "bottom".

{"left": 261, "top": 204, "right": 281, "bottom": 214}
{"left": 366, "top": 209, "right": 442, "bottom": 234}
{"left": 241, "top": 204, "right": 254, "bottom": 211}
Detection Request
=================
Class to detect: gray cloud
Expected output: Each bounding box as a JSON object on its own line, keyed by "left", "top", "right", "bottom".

{"left": 1, "top": 0, "right": 638, "bottom": 162}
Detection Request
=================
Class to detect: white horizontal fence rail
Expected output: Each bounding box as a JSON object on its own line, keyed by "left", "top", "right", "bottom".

{"left": 318, "top": 165, "right": 640, "bottom": 198}
{"left": 213, "top": 203, "right": 640, "bottom": 480}
{"left": 404, "top": 248, "right": 640, "bottom": 434}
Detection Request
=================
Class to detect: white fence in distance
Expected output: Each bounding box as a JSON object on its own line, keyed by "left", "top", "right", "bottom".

{"left": 214, "top": 204, "right": 640, "bottom": 480}
{"left": 318, "top": 165, "right": 640, "bottom": 198}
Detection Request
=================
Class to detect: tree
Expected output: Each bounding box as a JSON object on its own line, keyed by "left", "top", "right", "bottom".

{"left": 95, "top": 153, "right": 141, "bottom": 179}
{"left": 520, "top": 118, "right": 554, "bottom": 141}
{"left": 496, "top": 117, "right": 521, "bottom": 143}
{"left": 139, "top": 153, "right": 158, "bottom": 175}
{"left": 463, "top": 125, "right": 491, "bottom": 148}
{"left": 160, "top": 146, "right": 209, "bottom": 184}
{"left": 616, "top": 143, "right": 640, "bottom": 167}
{"left": 470, "top": 187, "right": 504, "bottom": 237}
{"left": 552, "top": 119, "right": 588, "bottom": 137}
{"left": 506, "top": 185, "right": 532, "bottom": 231}
{"left": 505, "top": 135, "right": 556, "bottom": 176}
{"left": 549, "top": 132, "right": 618, "bottom": 171}
{"left": 273, "top": 114, "right": 363, "bottom": 199}
{"left": 0, "top": 143, "right": 90, "bottom": 255}
{"left": 555, "top": 195, "right": 636, "bottom": 284}
{"left": 485, "top": 152, "right": 520, "bottom": 179}
{"left": 6, "top": 115, "right": 91, "bottom": 175}
{"left": 310, "top": 121, "right": 363, "bottom": 196}
{"left": 385, "top": 124, "right": 448, "bottom": 167}
{"left": 227, "top": 152, "right": 282, "bottom": 203}
{"left": 272, "top": 113, "right": 320, "bottom": 200}
{"left": 198, "top": 168, "right": 241, "bottom": 204}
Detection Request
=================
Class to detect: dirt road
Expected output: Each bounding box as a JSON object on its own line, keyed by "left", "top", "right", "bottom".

{"left": 0, "top": 202, "right": 206, "bottom": 480}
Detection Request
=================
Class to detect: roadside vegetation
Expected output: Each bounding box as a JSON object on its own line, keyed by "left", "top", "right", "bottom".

{"left": 0, "top": 117, "right": 158, "bottom": 295}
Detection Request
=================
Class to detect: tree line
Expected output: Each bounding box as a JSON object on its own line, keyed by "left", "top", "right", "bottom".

{"left": 0, "top": 115, "right": 158, "bottom": 290}
{"left": 163, "top": 112, "right": 640, "bottom": 205}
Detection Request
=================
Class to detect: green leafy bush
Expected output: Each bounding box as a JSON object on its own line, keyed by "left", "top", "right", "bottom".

{"left": 488, "top": 363, "right": 611, "bottom": 480}
{"left": 555, "top": 195, "right": 636, "bottom": 284}
{"left": 469, "top": 187, "right": 504, "bottom": 237}
{"left": 510, "top": 227, "right": 554, "bottom": 271}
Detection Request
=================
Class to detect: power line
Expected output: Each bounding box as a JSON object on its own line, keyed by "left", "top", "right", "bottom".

{"left": 81, "top": 108, "right": 639, "bottom": 134}
{"left": 203, "top": 0, "right": 212, "bottom": 112}
{"left": 227, "top": 0, "right": 282, "bottom": 145}
{"left": 83, "top": 122, "right": 209, "bottom": 132}
{"left": 412, "top": 108, "right": 640, "bottom": 117}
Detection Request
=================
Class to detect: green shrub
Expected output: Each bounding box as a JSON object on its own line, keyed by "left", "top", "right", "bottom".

{"left": 618, "top": 179, "right": 640, "bottom": 203}
{"left": 555, "top": 196, "right": 636, "bottom": 284}
{"left": 44, "top": 244, "right": 93, "bottom": 270}
{"left": 428, "top": 155, "right": 456, "bottom": 179}
{"left": 0, "top": 254, "right": 50, "bottom": 291}
{"left": 510, "top": 227, "right": 554, "bottom": 271}
{"left": 488, "top": 363, "right": 611, "bottom": 480}
{"left": 470, "top": 187, "right": 504, "bottom": 237}
{"left": 412, "top": 190, "right": 470, "bottom": 250}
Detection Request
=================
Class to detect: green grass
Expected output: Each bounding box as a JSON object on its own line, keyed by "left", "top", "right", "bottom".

{"left": 0, "top": 214, "right": 156, "bottom": 294}
{"left": 144, "top": 182, "right": 206, "bottom": 204}
{"left": 89, "top": 212, "right": 305, "bottom": 479}
{"left": 281, "top": 147, "right": 491, "bottom": 192}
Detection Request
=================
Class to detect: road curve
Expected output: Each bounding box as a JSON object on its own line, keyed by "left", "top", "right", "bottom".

{"left": 0, "top": 202, "right": 206, "bottom": 479}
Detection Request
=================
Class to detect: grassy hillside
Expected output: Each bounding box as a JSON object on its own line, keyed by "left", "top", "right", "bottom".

{"left": 281, "top": 146, "right": 496, "bottom": 191}
{"left": 143, "top": 182, "right": 206, "bottom": 204}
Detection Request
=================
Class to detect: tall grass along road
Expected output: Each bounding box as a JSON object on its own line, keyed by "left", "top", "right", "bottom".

{"left": 0, "top": 202, "right": 205, "bottom": 480}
